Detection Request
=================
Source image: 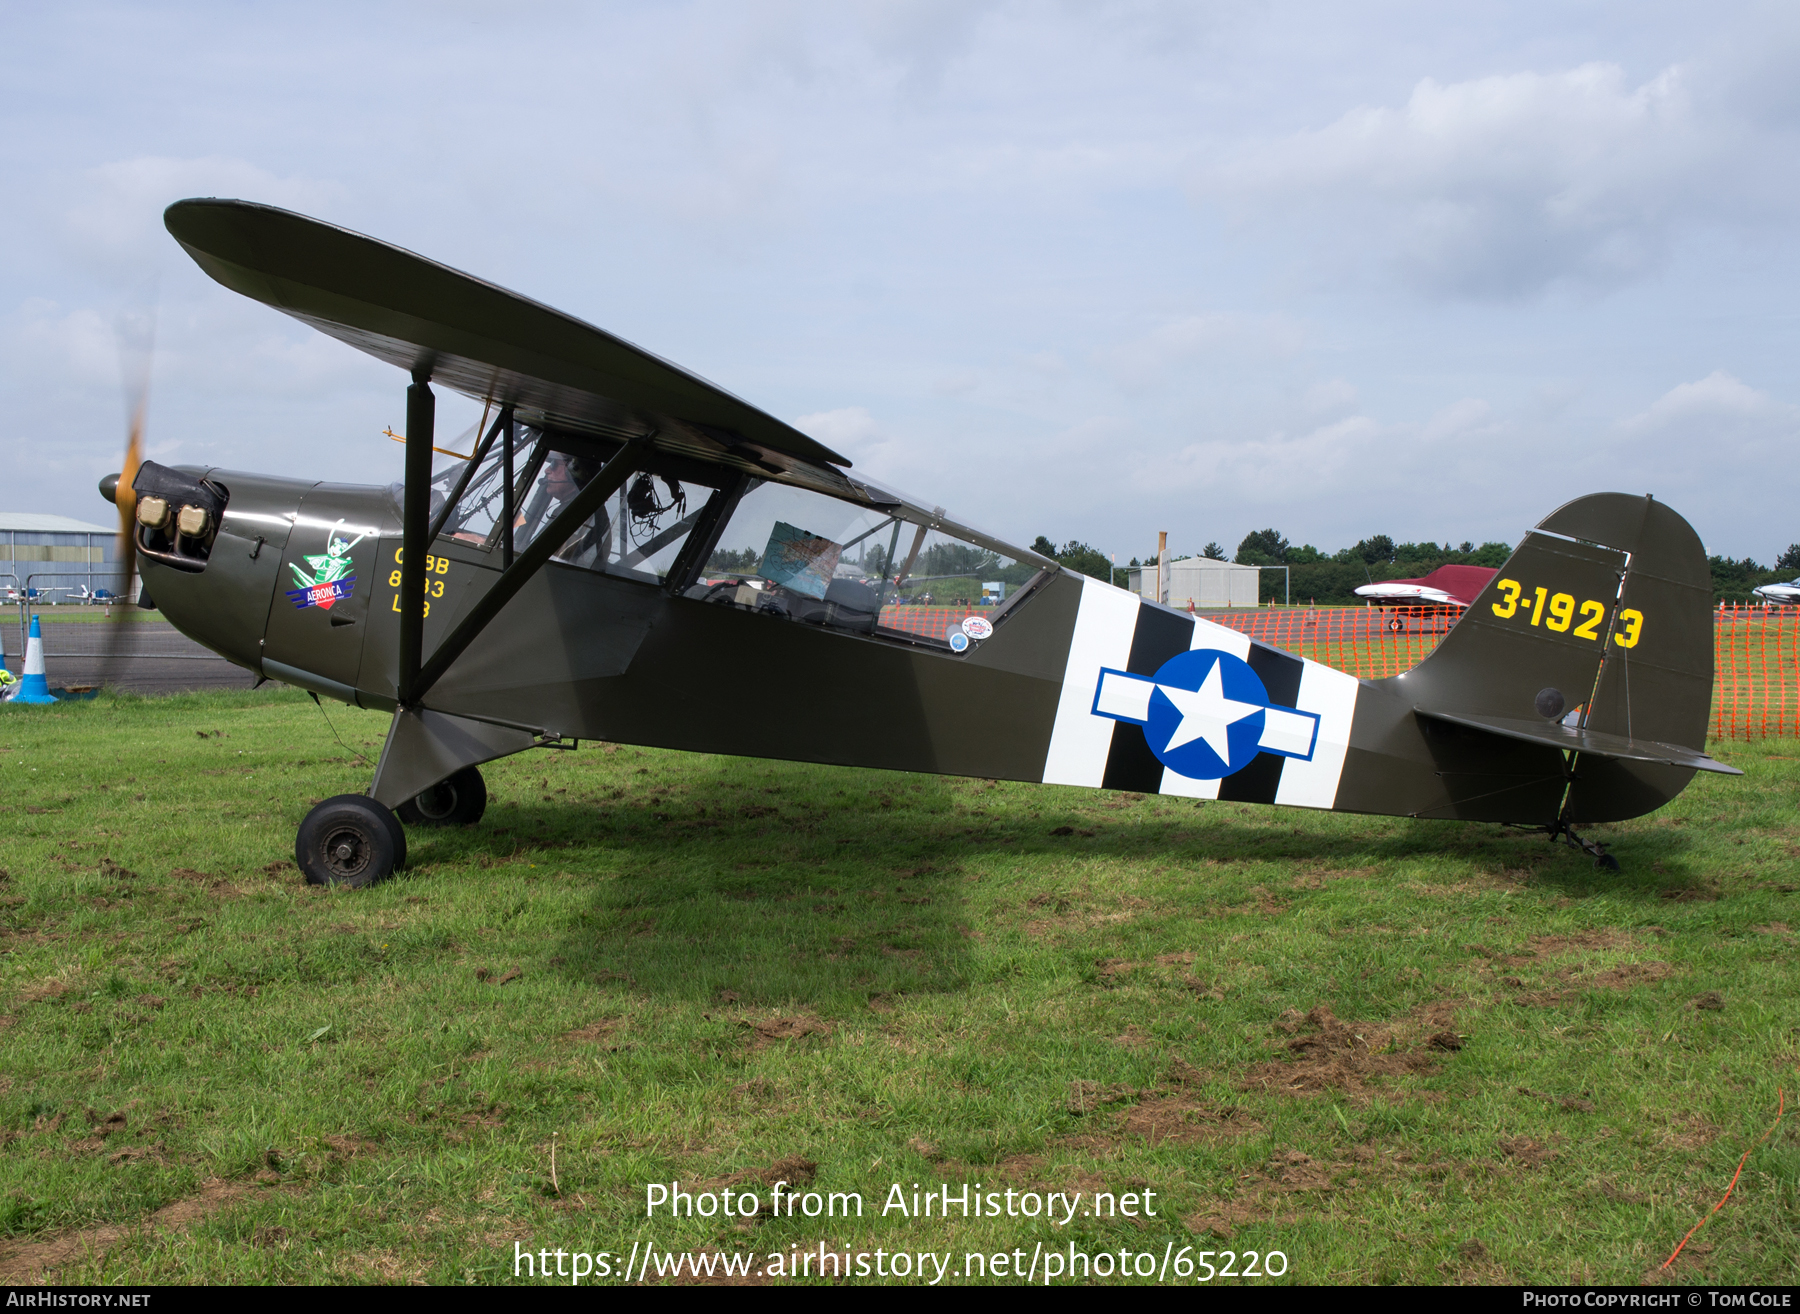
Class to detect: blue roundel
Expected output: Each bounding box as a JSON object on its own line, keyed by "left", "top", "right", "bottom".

{"left": 1142, "top": 649, "right": 1273, "bottom": 780}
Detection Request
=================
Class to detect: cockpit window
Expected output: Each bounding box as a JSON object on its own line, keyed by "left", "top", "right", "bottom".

{"left": 512, "top": 441, "right": 714, "bottom": 585}
{"left": 423, "top": 426, "right": 1049, "bottom": 635}
{"left": 690, "top": 479, "right": 1044, "bottom": 648}
{"left": 428, "top": 427, "right": 720, "bottom": 587}
{"left": 427, "top": 429, "right": 527, "bottom": 546}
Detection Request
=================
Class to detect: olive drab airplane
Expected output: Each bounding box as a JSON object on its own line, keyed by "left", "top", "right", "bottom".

{"left": 99, "top": 199, "right": 1739, "bottom": 887}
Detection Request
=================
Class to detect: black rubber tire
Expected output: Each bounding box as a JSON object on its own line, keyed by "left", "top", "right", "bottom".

{"left": 295, "top": 794, "right": 405, "bottom": 888}
{"left": 396, "top": 766, "right": 487, "bottom": 828}
{"left": 1387, "top": 617, "right": 1406, "bottom": 633}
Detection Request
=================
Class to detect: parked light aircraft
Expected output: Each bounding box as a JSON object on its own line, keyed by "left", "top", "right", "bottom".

{"left": 96, "top": 199, "right": 1737, "bottom": 886}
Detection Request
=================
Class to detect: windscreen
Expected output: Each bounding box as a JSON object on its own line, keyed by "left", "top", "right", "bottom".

{"left": 693, "top": 479, "right": 1042, "bottom": 648}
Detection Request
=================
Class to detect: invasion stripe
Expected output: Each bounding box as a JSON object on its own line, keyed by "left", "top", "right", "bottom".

{"left": 1101, "top": 603, "right": 1195, "bottom": 792}
{"left": 1216, "top": 641, "right": 1307, "bottom": 806}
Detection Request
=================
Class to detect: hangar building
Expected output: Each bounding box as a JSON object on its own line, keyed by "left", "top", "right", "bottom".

{"left": 1127, "top": 558, "right": 1261, "bottom": 608}
{"left": 0, "top": 513, "right": 128, "bottom": 600}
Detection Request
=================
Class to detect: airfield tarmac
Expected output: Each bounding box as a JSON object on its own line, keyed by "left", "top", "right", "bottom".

{"left": 1, "top": 613, "right": 255, "bottom": 696}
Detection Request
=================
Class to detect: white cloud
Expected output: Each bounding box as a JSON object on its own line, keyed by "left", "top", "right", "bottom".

{"left": 794, "top": 404, "right": 898, "bottom": 469}
{"left": 1301, "top": 377, "right": 1358, "bottom": 419}
{"left": 1619, "top": 369, "right": 1799, "bottom": 441}
{"left": 1158, "top": 413, "right": 1386, "bottom": 501}
{"left": 1420, "top": 397, "right": 1495, "bottom": 444}
{"left": 1212, "top": 62, "right": 1757, "bottom": 297}
{"left": 60, "top": 156, "right": 344, "bottom": 277}
{"left": 4, "top": 300, "right": 119, "bottom": 389}
{"left": 1094, "top": 313, "right": 1306, "bottom": 389}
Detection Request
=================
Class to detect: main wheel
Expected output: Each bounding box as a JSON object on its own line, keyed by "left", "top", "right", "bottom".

{"left": 396, "top": 766, "right": 487, "bottom": 828}
{"left": 1387, "top": 617, "right": 1406, "bottom": 632}
{"left": 296, "top": 795, "right": 406, "bottom": 888}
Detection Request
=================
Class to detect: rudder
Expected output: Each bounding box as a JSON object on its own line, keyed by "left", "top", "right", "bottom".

{"left": 1404, "top": 493, "right": 1715, "bottom": 822}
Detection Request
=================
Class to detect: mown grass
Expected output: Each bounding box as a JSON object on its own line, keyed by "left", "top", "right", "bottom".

{"left": 1, "top": 689, "right": 1796, "bottom": 1285}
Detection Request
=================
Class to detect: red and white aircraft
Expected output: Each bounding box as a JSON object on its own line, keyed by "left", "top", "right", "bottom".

{"left": 1354, "top": 564, "right": 1498, "bottom": 609}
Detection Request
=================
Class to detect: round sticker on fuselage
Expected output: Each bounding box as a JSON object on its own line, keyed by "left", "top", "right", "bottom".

{"left": 961, "top": 616, "right": 993, "bottom": 641}
{"left": 948, "top": 631, "right": 970, "bottom": 653}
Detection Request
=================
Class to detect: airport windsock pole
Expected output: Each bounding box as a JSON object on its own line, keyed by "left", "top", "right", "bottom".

{"left": 8, "top": 615, "right": 58, "bottom": 704}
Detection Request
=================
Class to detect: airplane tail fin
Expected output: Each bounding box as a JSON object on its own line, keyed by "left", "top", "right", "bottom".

{"left": 1402, "top": 493, "right": 1733, "bottom": 823}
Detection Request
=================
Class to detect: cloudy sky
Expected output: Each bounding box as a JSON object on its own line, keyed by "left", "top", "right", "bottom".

{"left": 4, "top": 0, "right": 1798, "bottom": 564}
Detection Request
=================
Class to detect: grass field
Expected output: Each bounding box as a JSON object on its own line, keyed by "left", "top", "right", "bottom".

{"left": 1, "top": 689, "right": 1797, "bottom": 1285}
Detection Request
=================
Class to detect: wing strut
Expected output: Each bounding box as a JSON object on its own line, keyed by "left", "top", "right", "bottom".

{"left": 407, "top": 428, "right": 656, "bottom": 703}
{"left": 427, "top": 403, "right": 511, "bottom": 544}
{"left": 398, "top": 368, "right": 435, "bottom": 705}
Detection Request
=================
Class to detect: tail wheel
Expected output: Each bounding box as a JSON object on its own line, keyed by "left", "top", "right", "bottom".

{"left": 397, "top": 766, "right": 487, "bottom": 828}
{"left": 296, "top": 795, "right": 405, "bottom": 888}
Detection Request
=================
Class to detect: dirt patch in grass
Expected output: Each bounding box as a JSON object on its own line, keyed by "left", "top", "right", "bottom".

{"left": 1062, "top": 1060, "right": 1259, "bottom": 1149}
{"left": 1219, "top": 886, "right": 1291, "bottom": 917}
{"left": 1190, "top": 1142, "right": 1456, "bottom": 1238}
{"left": 1642, "top": 1240, "right": 1715, "bottom": 1286}
{"left": 744, "top": 1015, "right": 832, "bottom": 1051}
{"left": 689, "top": 1154, "right": 818, "bottom": 1204}
{"left": 1522, "top": 929, "right": 1639, "bottom": 957}
{"left": 1579, "top": 961, "right": 1675, "bottom": 990}
{"left": 1485, "top": 931, "right": 1678, "bottom": 1005}
{"left": 564, "top": 1019, "right": 619, "bottom": 1045}
{"left": 321, "top": 1133, "right": 380, "bottom": 1158}
{"left": 1656, "top": 1114, "right": 1723, "bottom": 1150}
{"left": 1289, "top": 865, "right": 1378, "bottom": 891}
{"left": 0, "top": 1180, "right": 254, "bottom": 1282}
{"left": 1184, "top": 1195, "right": 1302, "bottom": 1240}
{"left": 1237, "top": 1004, "right": 1449, "bottom": 1102}
{"left": 1064, "top": 1080, "right": 1136, "bottom": 1115}
{"left": 1497, "top": 1135, "right": 1565, "bottom": 1168}
{"left": 169, "top": 867, "right": 238, "bottom": 897}
{"left": 1445, "top": 1237, "right": 1511, "bottom": 1284}
{"left": 1022, "top": 894, "right": 1152, "bottom": 941}
{"left": 16, "top": 978, "right": 70, "bottom": 1007}
{"left": 1508, "top": 958, "right": 1677, "bottom": 1006}
{"left": 1117, "top": 1096, "right": 1262, "bottom": 1146}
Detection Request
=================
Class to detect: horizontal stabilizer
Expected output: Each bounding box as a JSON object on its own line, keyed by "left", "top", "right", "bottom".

{"left": 1414, "top": 708, "right": 1742, "bottom": 776}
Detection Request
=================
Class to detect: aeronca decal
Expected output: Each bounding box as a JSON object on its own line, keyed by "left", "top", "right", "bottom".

{"left": 287, "top": 522, "right": 368, "bottom": 611}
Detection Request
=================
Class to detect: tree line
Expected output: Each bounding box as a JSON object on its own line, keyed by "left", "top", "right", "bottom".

{"left": 1032, "top": 529, "right": 1800, "bottom": 606}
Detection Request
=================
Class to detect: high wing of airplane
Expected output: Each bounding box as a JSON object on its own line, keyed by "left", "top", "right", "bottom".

{"left": 98, "top": 198, "right": 1738, "bottom": 888}
{"left": 1354, "top": 564, "right": 1498, "bottom": 608}
{"left": 1753, "top": 580, "right": 1800, "bottom": 605}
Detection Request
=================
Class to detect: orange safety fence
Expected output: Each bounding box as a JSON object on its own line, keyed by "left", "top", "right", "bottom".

{"left": 1199, "top": 602, "right": 1800, "bottom": 741}
{"left": 878, "top": 604, "right": 998, "bottom": 640}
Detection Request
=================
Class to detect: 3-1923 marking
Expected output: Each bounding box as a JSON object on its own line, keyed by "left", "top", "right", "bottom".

{"left": 1491, "top": 578, "right": 1641, "bottom": 648}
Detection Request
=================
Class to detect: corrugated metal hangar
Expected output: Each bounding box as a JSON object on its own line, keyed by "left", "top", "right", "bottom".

{"left": 1127, "top": 558, "right": 1261, "bottom": 608}
{"left": 0, "top": 513, "right": 128, "bottom": 599}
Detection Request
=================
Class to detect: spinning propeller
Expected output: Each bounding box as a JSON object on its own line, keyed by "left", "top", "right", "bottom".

{"left": 97, "top": 308, "right": 154, "bottom": 680}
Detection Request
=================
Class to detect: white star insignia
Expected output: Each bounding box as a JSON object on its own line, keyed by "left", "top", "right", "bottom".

{"left": 1157, "top": 661, "right": 1263, "bottom": 763}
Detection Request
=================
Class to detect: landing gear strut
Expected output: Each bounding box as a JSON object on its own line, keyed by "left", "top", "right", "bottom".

{"left": 397, "top": 765, "right": 487, "bottom": 827}
{"left": 296, "top": 795, "right": 407, "bottom": 887}
{"left": 1532, "top": 820, "right": 1619, "bottom": 870}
